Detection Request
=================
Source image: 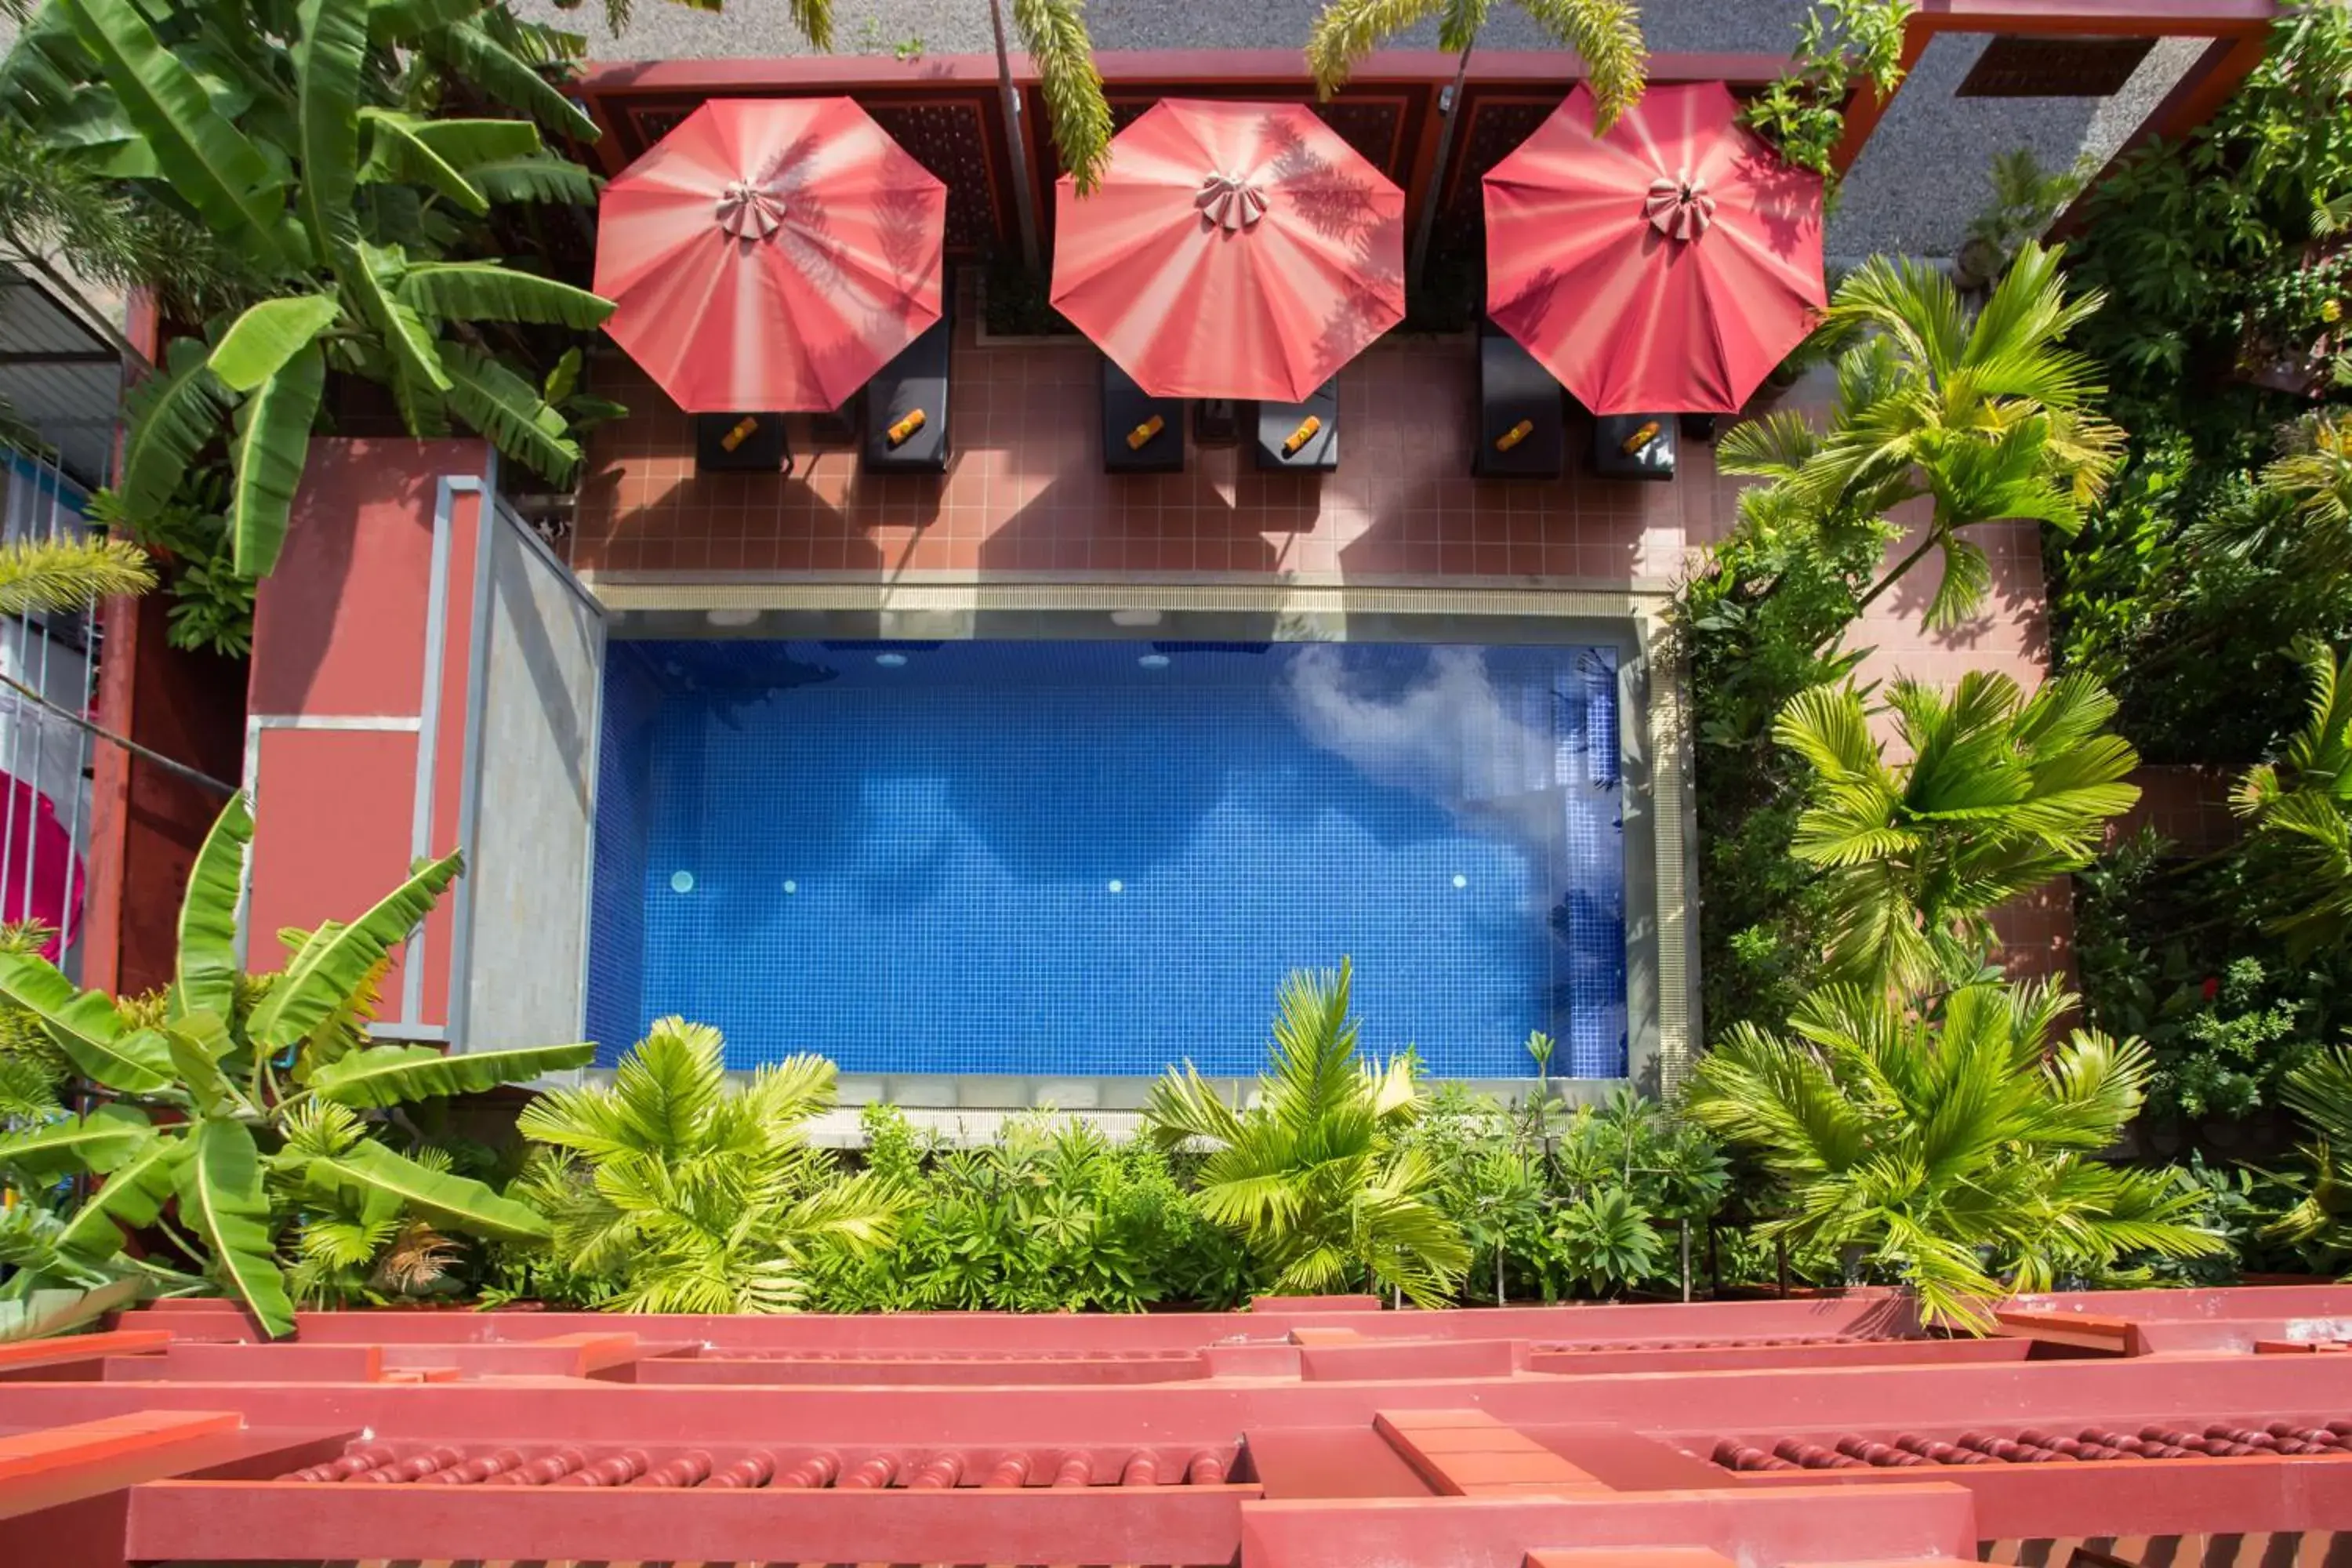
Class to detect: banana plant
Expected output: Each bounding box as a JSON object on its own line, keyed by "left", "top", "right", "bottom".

{"left": 0, "top": 796, "right": 593, "bottom": 1337}
{"left": 1, "top": 0, "right": 617, "bottom": 577}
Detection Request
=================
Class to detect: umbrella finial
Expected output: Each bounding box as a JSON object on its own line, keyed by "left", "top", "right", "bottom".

{"left": 1196, "top": 172, "right": 1268, "bottom": 233}
{"left": 1644, "top": 167, "right": 1715, "bottom": 242}
{"left": 717, "top": 179, "right": 788, "bottom": 241}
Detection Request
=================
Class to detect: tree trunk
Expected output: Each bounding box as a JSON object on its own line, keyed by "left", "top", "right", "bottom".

{"left": 1679, "top": 1220, "right": 1691, "bottom": 1303}
{"left": 1495, "top": 1244, "right": 1505, "bottom": 1306}
{"left": 1406, "top": 41, "right": 1476, "bottom": 295}
{"left": 989, "top": 0, "right": 1043, "bottom": 271}
{"left": 1849, "top": 526, "right": 1947, "bottom": 619}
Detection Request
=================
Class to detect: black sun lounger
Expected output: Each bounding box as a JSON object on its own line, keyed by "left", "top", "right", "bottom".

{"left": 1254, "top": 381, "right": 1338, "bottom": 472}
{"left": 695, "top": 412, "right": 793, "bottom": 474}
{"left": 1102, "top": 356, "right": 1185, "bottom": 474}
{"left": 1473, "top": 318, "right": 1564, "bottom": 480}
{"left": 862, "top": 307, "right": 953, "bottom": 474}
{"left": 1592, "top": 412, "right": 1678, "bottom": 480}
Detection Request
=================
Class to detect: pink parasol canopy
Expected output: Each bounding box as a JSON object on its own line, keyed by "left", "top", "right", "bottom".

{"left": 593, "top": 98, "right": 948, "bottom": 413}
{"left": 1050, "top": 100, "right": 1406, "bottom": 402}
{"left": 1483, "top": 82, "right": 1827, "bottom": 416}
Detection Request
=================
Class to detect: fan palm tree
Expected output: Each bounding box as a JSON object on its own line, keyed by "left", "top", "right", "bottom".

{"left": 2254, "top": 415, "right": 2352, "bottom": 585}
{"left": 1687, "top": 979, "right": 2220, "bottom": 1330}
{"left": 1777, "top": 242, "right": 2125, "bottom": 630}
{"left": 1142, "top": 959, "right": 1469, "bottom": 1306}
{"left": 2233, "top": 638, "right": 2352, "bottom": 956}
{"left": 2273, "top": 1044, "right": 2352, "bottom": 1272}
{"left": 1307, "top": 0, "right": 1646, "bottom": 289}
{"left": 1775, "top": 670, "right": 2141, "bottom": 991}
{"left": 516, "top": 1018, "right": 902, "bottom": 1313}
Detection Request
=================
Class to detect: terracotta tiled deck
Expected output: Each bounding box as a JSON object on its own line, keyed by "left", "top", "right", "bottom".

{"left": 572, "top": 301, "right": 1715, "bottom": 586}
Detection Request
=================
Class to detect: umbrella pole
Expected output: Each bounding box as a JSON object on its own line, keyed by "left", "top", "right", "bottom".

{"left": 1406, "top": 41, "right": 1475, "bottom": 294}
{"left": 989, "top": 0, "right": 1044, "bottom": 271}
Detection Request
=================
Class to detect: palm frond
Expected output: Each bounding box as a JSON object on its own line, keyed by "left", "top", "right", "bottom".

{"left": 1518, "top": 0, "right": 1646, "bottom": 131}
{"left": 1304, "top": 0, "right": 1447, "bottom": 98}
{"left": 1011, "top": 0, "right": 1113, "bottom": 195}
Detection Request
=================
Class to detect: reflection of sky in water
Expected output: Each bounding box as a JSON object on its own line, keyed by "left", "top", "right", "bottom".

{"left": 587, "top": 641, "right": 1625, "bottom": 1079}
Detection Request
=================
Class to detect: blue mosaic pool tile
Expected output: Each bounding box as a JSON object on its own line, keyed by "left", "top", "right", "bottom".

{"left": 583, "top": 646, "right": 659, "bottom": 1065}
{"left": 583, "top": 641, "right": 1628, "bottom": 1080}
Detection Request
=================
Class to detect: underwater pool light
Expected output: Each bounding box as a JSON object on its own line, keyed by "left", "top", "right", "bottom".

{"left": 875, "top": 652, "right": 909, "bottom": 667}
{"left": 1137, "top": 653, "right": 1171, "bottom": 669}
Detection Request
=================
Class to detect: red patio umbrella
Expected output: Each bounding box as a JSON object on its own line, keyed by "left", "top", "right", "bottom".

{"left": 593, "top": 98, "right": 948, "bottom": 412}
{"left": 1050, "top": 100, "right": 1406, "bottom": 402}
{"left": 1483, "top": 82, "right": 1826, "bottom": 416}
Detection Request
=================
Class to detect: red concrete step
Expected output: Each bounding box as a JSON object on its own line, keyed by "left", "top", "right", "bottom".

{"left": 0, "top": 1410, "right": 244, "bottom": 1521}
{"left": 0, "top": 1329, "right": 170, "bottom": 1375}
{"left": 1527, "top": 1549, "right": 1737, "bottom": 1568}
{"left": 1992, "top": 1308, "right": 2136, "bottom": 1354}
{"left": 1376, "top": 1409, "right": 1612, "bottom": 1497}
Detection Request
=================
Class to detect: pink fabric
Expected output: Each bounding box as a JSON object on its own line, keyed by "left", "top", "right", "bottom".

{"left": 1483, "top": 82, "right": 1827, "bottom": 416}
{"left": 0, "top": 775, "right": 78, "bottom": 958}
{"left": 1050, "top": 100, "right": 1406, "bottom": 402}
{"left": 594, "top": 99, "right": 948, "bottom": 413}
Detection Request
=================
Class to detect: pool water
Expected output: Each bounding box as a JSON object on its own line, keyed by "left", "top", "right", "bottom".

{"left": 586, "top": 640, "right": 1626, "bottom": 1080}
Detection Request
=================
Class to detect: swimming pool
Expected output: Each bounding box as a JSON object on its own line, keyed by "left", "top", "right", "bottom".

{"left": 586, "top": 638, "right": 1627, "bottom": 1080}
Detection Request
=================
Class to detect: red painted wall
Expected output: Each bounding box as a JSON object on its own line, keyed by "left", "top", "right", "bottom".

{"left": 245, "top": 438, "right": 496, "bottom": 1036}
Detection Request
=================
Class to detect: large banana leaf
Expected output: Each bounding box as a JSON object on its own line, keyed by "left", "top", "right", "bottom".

{"left": 309, "top": 1040, "right": 595, "bottom": 1108}
{"left": 227, "top": 341, "right": 326, "bottom": 576}
{"left": 292, "top": 0, "right": 367, "bottom": 264}
{"left": 172, "top": 794, "right": 251, "bottom": 1023}
{"left": 245, "top": 850, "right": 463, "bottom": 1049}
{"left": 309, "top": 1138, "right": 550, "bottom": 1240}
{"left": 0, "top": 1104, "right": 153, "bottom": 1180}
{"left": 53, "top": 0, "right": 288, "bottom": 267}
{"left": 177, "top": 1118, "right": 295, "bottom": 1338}
{"left": 116, "top": 339, "right": 230, "bottom": 518}
{"left": 424, "top": 23, "right": 599, "bottom": 143}
{"left": 0, "top": 5, "right": 100, "bottom": 115}
{"left": 397, "top": 264, "right": 613, "bottom": 330}
{"left": 0, "top": 1277, "right": 145, "bottom": 1341}
{"left": 164, "top": 1011, "right": 239, "bottom": 1118}
{"left": 359, "top": 108, "right": 494, "bottom": 213}
{"left": 0, "top": 952, "right": 173, "bottom": 1094}
{"left": 57, "top": 1135, "right": 185, "bottom": 1259}
{"left": 289, "top": 936, "right": 383, "bottom": 1082}
{"left": 441, "top": 343, "right": 579, "bottom": 485}
{"left": 405, "top": 116, "right": 543, "bottom": 171}
{"left": 209, "top": 295, "right": 340, "bottom": 394}
{"left": 464, "top": 154, "right": 599, "bottom": 207}
{"left": 343, "top": 243, "right": 452, "bottom": 401}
